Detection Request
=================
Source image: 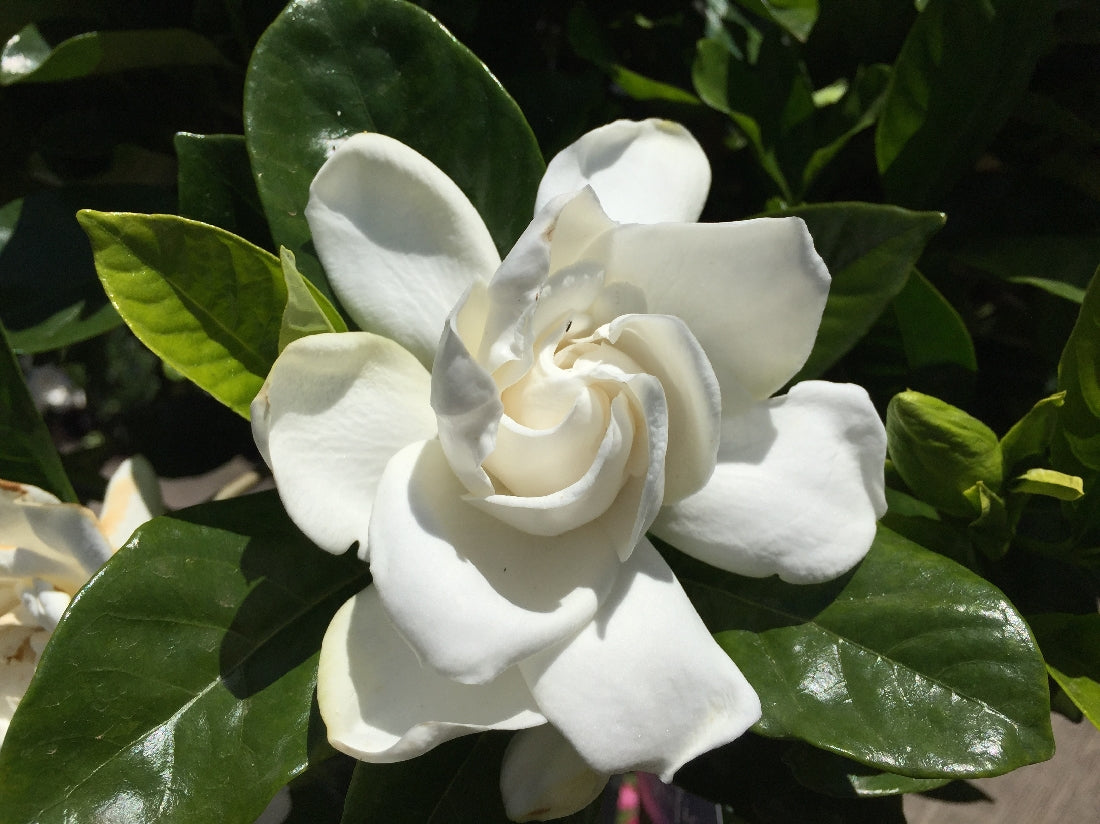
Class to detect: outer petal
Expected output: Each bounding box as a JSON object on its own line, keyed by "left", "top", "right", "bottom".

{"left": 535, "top": 120, "right": 711, "bottom": 224}
{"left": 591, "top": 217, "right": 830, "bottom": 404}
{"left": 97, "top": 456, "right": 163, "bottom": 549}
{"left": 251, "top": 332, "right": 436, "bottom": 557}
{"left": 306, "top": 132, "right": 501, "bottom": 365}
{"left": 317, "top": 587, "right": 544, "bottom": 763}
{"left": 368, "top": 439, "right": 622, "bottom": 685}
{"left": 519, "top": 538, "right": 761, "bottom": 781}
{"left": 501, "top": 725, "right": 609, "bottom": 822}
{"left": 653, "top": 381, "right": 888, "bottom": 584}
{"left": 0, "top": 481, "right": 111, "bottom": 590}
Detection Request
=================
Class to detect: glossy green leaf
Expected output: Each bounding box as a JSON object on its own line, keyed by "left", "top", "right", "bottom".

{"left": 887, "top": 390, "right": 1003, "bottom": 517}
{"left": 875, "top": 0, "right": 1057, "bottom": 207}
{"left": 1058, "top": 269, "right": 1100, "bottom": 469}
{"left": 1000, "top": 392, "right": 1066, "bottom": 471}
{"left": 893, "top": 268, "right": 977, "bottom": 371}
{"left": 0, "top": 23, "right": 230, "bottom": 85}
{"left": 1029, "top": 613, "right": 1100, "bottom": 731}
{"left": 174, "top": 132, "right": 274, "bottom": 250}
{"left": 244, "top": 0, "right": 544, "bottom": 301}
{"left": 1012, "top": 468, "right": 1084, "bottom": 501}
{"left": 782, "top": 203, "right": 945, "bottom": 381}
{"left": 669, "top": 526, "right": 1054, "bottom": 777}
{"left": 0, "top": 198, "right": 20, "bottom": 254}
{"left": 279, "top": 247, "right": 347, "bottom": 351}
{"left": 0, "top": 318, "right": 76, "bottom": 501}
{"left": 0, "top": 491, "right": 369, "bottom": 824}
{"left": 784, "top": 745, "right": 950, "bottom": 798}
{"left": 78, "top": 210, "right": 286, "bottom": 418}
{"left": 732, "top": 0, "right": 819, "bottom": 41}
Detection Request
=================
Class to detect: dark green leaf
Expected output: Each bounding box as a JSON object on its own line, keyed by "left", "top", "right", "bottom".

{"left": 668, "top": 526, "right": 1054, "bottom": 777}
{"left": 1029, "top": 613, "right": 1100, "bottom": 731}
{"left": 0, "top": 24, "right": 230, "bottom": 85}
{"left": 875, "top": 0, "right": 1057, "bottom": 208}
{"left": 780, "top": 203, "right": 945, "bottom": 381}
{"left": 951, "top": 234, "right": 1100, "bottom": 299}
{"left": 892, "top": 269, "right": 976, "bottom": 371}
{"left": 78, "top": 210, "right": 287, "bottom": 418}
{"left": 0, "top": 492, "right": 369, "bottom": 824}
{"left": 0, "top": 318, "right": 76, "bottom": 500}
{"left": 0, "top": 198, "right": 20, "bottom": 254}
{"left": 244, "top": 0, "right": 544, "bottom": 302}
{"left": 1057, "top": 269, "right": 1100, "bottom": 469}
{"left": 784, "top": 745, "right": 951, "bottom": 798}
{"left": 731, "top": 0, "right": 819, "bottom": 41}
{"left": 175, "top": 132, "right": 274, "bottom": 250}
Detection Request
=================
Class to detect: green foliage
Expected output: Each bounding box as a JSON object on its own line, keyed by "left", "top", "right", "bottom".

{"left": 78, "top": 210, "right": 287, "bottom": 419}
{"left": 1029, "top": 613, "right": 1100, "bottom": 730}
{"left": 243, "top": 0, "right": 544, "bottom": 301}
{"left": 673, "top": 527, "right": 1054, "bottom": 778}
{"left": 279, "top": 247, "right": 347, "bottom": 352}
{"left": 893, "top": 269, "right": 977, "bottom": 371}
{"left": 0, "top": 492, "right": 369, "bottom": 824}
{"left": 0, "top": 318, "right": 76, "bottom": 500}
{"left": 0, "top": 23, "right": 229, "bottom": 85}
{"left": 1058, "top": 270, "right": 1100, "bottom": 469}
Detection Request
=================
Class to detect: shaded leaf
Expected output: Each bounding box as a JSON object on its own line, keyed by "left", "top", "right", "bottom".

{"left": 892, "top": 268, "right": 976, "bottom": 371}
{"left": 875, "top": 0, "right": 1057, "bottom": 207}
{"left": 0, "top": 23, "right": 230, "bottom": 85}
{"left": 175, "top": 132, "right": 274, "bottom": 250}
{"left": 668, "top": 526, "right": 1054, "bottom": 777}
{"left": 1057, "top": 269, "right": 1100, "bottom": 469}
{"left": 1000, "top": 392, "right": 1066, "bottom": 471}
{"left": 279, "top": 247, "right": 346, "bottom": 352}
{"left": 0, "top": 319, "right": 76, "bottom": 501}
{"left": 244, "top": 0, "right": 544, "bottom": 302}
{"left": 0, "top": 492, "right": 370, "bottom": 824}
{"left": 1029, "top": 613, "right": 1100, "bottom": 731}
{"left": 78, "top": 210, "right": 286, "bottom": 418}
{"left": 783, "top": 744, "right": 950, "bottom": 798}
{"left": 732, "top": 0, "right": 819, "bottom": 41}
{"left": 781, "top": 202, "right": 945, "bottom": 381}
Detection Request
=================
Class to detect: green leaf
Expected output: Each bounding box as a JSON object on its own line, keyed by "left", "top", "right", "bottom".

{"left": 1011, "top": 468, "right": 1084, "bottom": 501}
{"left": 1008, "top": 277, "right": 1087, "bottom": 304}
{"left": 779, "top": 203, "right": 945, "bottom": 381}
{"left": 1000, "top": 392, "right": 1066, "bottom": 470}
{"left": 892, "top": 268, "right": 977, "bottom": 371}
{"left": 784, "top": 745, "right": 951, "bottom": 798}
{"left": 0, "top": 198, "right": 20, "bottom": 254}
{"left": 78, "top": 210, "right": 286, "bottom": 419}
{"left": 1057, "top": 269, "right": 1100, "bottom": 469}
{"left": 963, "top": 480, "right": 1011, "bottom": 561}
{"left": 279, "top": 247, "right": 347, "bottom": 351}
{"left": 245, "top": 0, "right": 544, "bottom": 302}
{"left": 0, "top": 318, "right": 76, "bottom": 500}
{"left": 875, "top": 0, "right": 1057, "bottom": 207}
{"left": 951, "top": 234, "right": 1100, "bottom": 302}
{"left": 1029, "top": 613, "right": 1100, "bottom": 731}
{"left": 732, "top": 0, "right": 819, "bottom": 41}
{"left": 669, "top": 526, "right": 1054, "bottom": 777}
{"left": 174, "top": 132, "right": 274, "bottom": 250}
{"left": 0, "top": 23, "right": 230, "bottom": 85}
{"left": 0, "top": 492, "right": 369, "bottom": 824}
{"left": 887, "top": 390, "right": 1003, "bottom": 517}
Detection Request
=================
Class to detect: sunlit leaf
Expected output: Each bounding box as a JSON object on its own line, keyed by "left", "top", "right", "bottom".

{"left": 669, "top": 527, "right": 1053, "bottom": 777}
{"left": 78, "top": 210, "right": 287, "bottom": 418}
{"left": 0, "top": 492, "right": 369, "bottom": 824}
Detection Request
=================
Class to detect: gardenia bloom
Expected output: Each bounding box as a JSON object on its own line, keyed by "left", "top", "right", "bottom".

{"left": 0, "top": 457, "right": 162, "bottom": 747}
{"left": 252, "top": 119, "right": 887, "bottom": 820}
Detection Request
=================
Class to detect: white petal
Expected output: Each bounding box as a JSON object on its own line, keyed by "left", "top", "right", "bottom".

{"left": 594, "top": 314, "right": 721, "bottom": 501}
{"left": 0, "top": 623, "right": 46, "bottom": 748}
{"left": 536, "top": 120, "right": 711, "bottom": 224}
{"left": 317, "top": 587, "right": 544, "bottom": 763}
{"left": 97, "top": 456, "right": 163, "bottom": 549}
{"left": 306, "top": 132, "right": 501, "bottom": 365}
{"left": 593, "top": 217, "right": 830, "bottom": 403}
{"left": 0, "top": 481, "right": 111, "bottom": 591}
{"left": 368, "top": 439, "right": 622, "bottom": 685}
{"left": 654, "top": 381, "right": 888, "bottom": 584}
{"left": 519, "top": 538, "right": 760, "bottom": 781}
{"left": 251, "top": 332, "right": 436, "bottom": 557}
{"left": 501, "top": 726, "right": 609, "bottom": 822}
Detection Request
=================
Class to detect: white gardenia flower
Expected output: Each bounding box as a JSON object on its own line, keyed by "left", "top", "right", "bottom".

{"left": 251, "top": 119, "right": 888, "bottom": 821}
{"left": 0, "top": 457, "right": 162, "bottom": 748}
